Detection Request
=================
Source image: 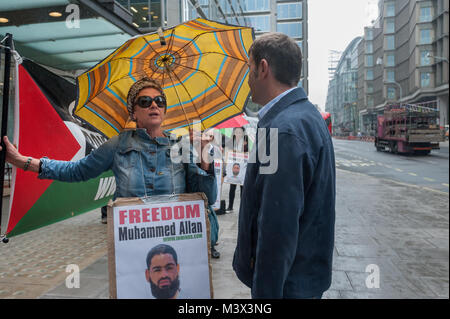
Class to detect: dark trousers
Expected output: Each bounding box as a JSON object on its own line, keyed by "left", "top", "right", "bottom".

{"left": 228, "top": 184, "right": 243, "bottom": 209}
{"left": 101, "top": 205, "right": 107, "bottom": 218}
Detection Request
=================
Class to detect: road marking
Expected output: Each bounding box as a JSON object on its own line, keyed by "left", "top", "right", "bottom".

{"left": 408, "top": 173, "right": 417, "bottom": 176}
{"left": 395, "top": 168, "right": 403, "bottom": 172}
{"left": 443, "top": 183, "right": 449, "bottom": 188}
{"left": 337, "top": 169, "right": 449, "bottom": 195}
{"left": 385, "top": 165, "right": 392, "bottom": 168}
{"left": 424, "top": 177, "right": 435, "bottom": 182}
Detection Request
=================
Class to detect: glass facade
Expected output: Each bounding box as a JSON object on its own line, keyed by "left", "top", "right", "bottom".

{"left": 387, "top": 86, "right": 396, "bottom": 99}
{"left": 277, "top": 2, "right": 302, "bottom": 20}
{"left": 277, "top": 22, "right": 302, "bottom": 38}
{"left": 117, "top": 0, "right": 250, "bottom": 30}
{"left": 385, "top": 2, "right": 395, "bottom": 17}
{"left": 420, "top": 28, "right": 432, "bottom": 44}
{"left": 421, "top": 72, "right": 431, "bottom": 87}
{"left": 386, "top": 35, "right": 395, "bottom": 50}
{"left": 245, "top": 15, "right": 270, "bottom": 32}
{"left": 385, "top": 19, "right": 395, "bottom": 33}
{"left": 386, "top": 53, "right": 395, "bottom": 66}
{"left": 242, "top": 0, "right": 270, "bottom": 12}
{"left": 420, "top": 49, "right": 431, "bottom": 65}
{"left": 387, "top": 70, "right": 395, "bottom": 82}
{"left": 116, "top": 0, "right": 163, "bottom": 29}
{"left": 366, "top": 55, "right": 373, "bottom": 67}
{"left": 419, "top": 4, "right": 433, "bottom": 22}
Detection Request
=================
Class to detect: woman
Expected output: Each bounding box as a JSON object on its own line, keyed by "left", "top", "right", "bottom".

{"left": 1, "top": 77, "right": 220, "bottom": 258}
{"left": 224, "top": 127, "right": 248, "bottom": 212}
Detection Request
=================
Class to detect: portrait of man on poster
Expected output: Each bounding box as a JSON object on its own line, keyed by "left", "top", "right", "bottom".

{"left": 145, "top": 244, "right": 186, "bottom": 299}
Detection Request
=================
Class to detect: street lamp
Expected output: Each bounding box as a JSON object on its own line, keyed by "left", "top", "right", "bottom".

{"left": 426, "top": 52, "right": 449, "bottom": 63}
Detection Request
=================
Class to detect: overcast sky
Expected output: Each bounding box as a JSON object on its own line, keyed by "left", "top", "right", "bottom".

{"left": 308, "top": 0, "right": 379, "bottom": 111}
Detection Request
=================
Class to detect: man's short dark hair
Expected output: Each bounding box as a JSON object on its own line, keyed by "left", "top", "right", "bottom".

{"left": 233, "top": 163, "right": 240, "bottom": 168}
{"left": 249, "top": 33, "right": 302, "bottom": 87}
{"left": 146, "top": 244, "right": 178, "bottom": 269}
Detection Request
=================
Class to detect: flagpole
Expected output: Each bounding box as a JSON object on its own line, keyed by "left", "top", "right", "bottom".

{"left": 0, "top": 33, "right": 12, "bottom": 243}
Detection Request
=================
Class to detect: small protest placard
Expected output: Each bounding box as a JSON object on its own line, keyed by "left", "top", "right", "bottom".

{"left": 224, "top": 151, "right": 248, "bottom": 185}
{"left": 212, "top": 160, "right": 223, "bottom": 209}
{"left": 107, "top": 193, "right": 213, "bottom": 299}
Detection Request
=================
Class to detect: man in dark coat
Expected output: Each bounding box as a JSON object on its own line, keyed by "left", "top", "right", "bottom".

{"left": 233, "top": 33, "right": 336, "bottom": 299}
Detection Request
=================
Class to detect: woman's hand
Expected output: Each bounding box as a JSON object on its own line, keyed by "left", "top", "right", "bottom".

{"left": 1, "top": 136, "right": 23, "bottom": 165}
{"left": 0, "top": 136, "right": 40, "bottom": 172}
{"left": 189, "top": 129, "right": 213, "bottom": 171}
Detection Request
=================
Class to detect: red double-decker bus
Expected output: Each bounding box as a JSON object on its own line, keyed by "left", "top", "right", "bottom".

{"left": 321, "top": 112, "right": 332, "bottom": 134}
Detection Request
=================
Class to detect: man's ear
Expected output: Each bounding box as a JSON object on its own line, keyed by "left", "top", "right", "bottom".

{"left": 145, "top": 269, "right": 150, "bottom": 282}
{"left": 259, "top": 59, "right": 270, "bottom": 79}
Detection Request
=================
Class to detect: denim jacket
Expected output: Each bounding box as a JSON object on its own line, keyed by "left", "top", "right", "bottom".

{"left": 38, "top": 129, "right": 217, "bottom": 205}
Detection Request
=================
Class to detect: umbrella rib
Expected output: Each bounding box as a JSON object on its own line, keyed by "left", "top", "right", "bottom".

{"left": 167, "top": 68, "right": 203, "bottom": 127}
{"left": 171, "top": 28, "right": 250, "bottom": 59}
{"left": 170, "top": 59, "right": 242, "bottom": 110}
{"left": 130, "top": 51, "right": 247, "bottom": 63}
{"left": 165, "top": 70, "right": 191, "bottom": 130}
{"left": 164, "top": 29, "right": 176, "bottom": 59}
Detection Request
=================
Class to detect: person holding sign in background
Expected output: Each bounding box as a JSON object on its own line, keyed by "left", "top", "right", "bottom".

{"left": 1, "top": 77, "right": 220, "bottom": 259}
{"left": 224, "top": 127, "right": 248, "bottom": 212}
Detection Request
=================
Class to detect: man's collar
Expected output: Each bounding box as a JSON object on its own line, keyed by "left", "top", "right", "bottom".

{"left": 257, "top": 87, "right": 296, "bottom": 120}
{"left": 257, "top": 87, "right": 308, "bottom": 127}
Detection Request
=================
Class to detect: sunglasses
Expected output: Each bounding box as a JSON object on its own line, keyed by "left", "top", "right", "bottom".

{"left": 135, "top": 95, "right": 167, "bottom": 109}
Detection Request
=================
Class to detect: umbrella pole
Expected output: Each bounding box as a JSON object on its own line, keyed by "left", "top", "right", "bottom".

{"left": 0, "top": 33, "right": 12, "bottom": 244}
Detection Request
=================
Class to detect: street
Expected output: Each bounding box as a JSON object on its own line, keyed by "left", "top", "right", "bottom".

{"left": 333, "top": 139, "right": 449, "bottom": 194}
{"left": 0, "top": 138, "right": 448, "bottom": 299}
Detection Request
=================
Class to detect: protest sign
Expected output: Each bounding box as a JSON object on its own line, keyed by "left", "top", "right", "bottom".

{"left": 223, "top": 151, "right": 248, "bottom": 186}
{"left": 107, "top": 193, "right": 213, "bottom": 299}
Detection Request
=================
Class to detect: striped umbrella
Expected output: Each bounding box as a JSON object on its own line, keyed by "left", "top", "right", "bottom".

{"left": 74, "top": 18, "right": 254, "bottom": 138}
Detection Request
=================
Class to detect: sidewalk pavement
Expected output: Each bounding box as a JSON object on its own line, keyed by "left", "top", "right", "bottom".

{"left": 1, "top": 170, "right": 448, "bottom": 299}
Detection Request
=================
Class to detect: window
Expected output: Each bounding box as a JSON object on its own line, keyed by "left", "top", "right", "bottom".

{"left": 277, "top": 22, "right": 302, "bottom": 38}
{"left": 367, "top": 84, "right": 374, "bottom": 93}
{"left": 366, "top": 55, "right": 373, "bottom": 67}
{"left": 387, "top": 87, "right": 396, "bottom": 100}
{"left": 419, "top": 4, "right": 432, "bottom": 22}
{"left": 296, "top": 41, "right": 303, "bottom": 52}
{"left": 366, "top": 42, "right": 373, "bottom": 54}
{"left": 420, "top": 50, "right": 431, "bottom": 65}
{"left": 386, "top": 35, "right": 395, "bottom": 50}
{"left": 387, "top": 70, "right": 395, "bottom": 82}
{"left": 385, "top": 19, "right": 395, "bottom": 33}
{"left": 421, "top": 72, "right": 431, "bottom": 87}
{"left": 277, "top": 2, "right": 302, "bottom": 20}
{"left": 386, "top": 53, "right": 395, "bottom": 66}
{"left": 242, "top": 0, "right": 270, "bottom": 12}
{"left": 386, "top": 2, "right": 395, "bottom": 17}
{"left": 420, "top": 28, "right": 432, "bottom": 44}
{"left": 366, "top": 69, "right": 374, "bottom": 80}
{"left": 366, "top": 29, "right": 374, "bottom": 40}
{"left": 367, "top": 96, "right": 374, "bottom": 107}
{"left": 245, "top": 15, "right": 270, "bottom": 32}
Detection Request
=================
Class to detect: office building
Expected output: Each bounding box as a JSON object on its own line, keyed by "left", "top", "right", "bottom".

{"left": 357, "top": 0, "right": 449, "bottom": 135}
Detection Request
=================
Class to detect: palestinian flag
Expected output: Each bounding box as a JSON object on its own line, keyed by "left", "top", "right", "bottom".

{"left": 4, "top": 59, "right": 114, "bottom": 238}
